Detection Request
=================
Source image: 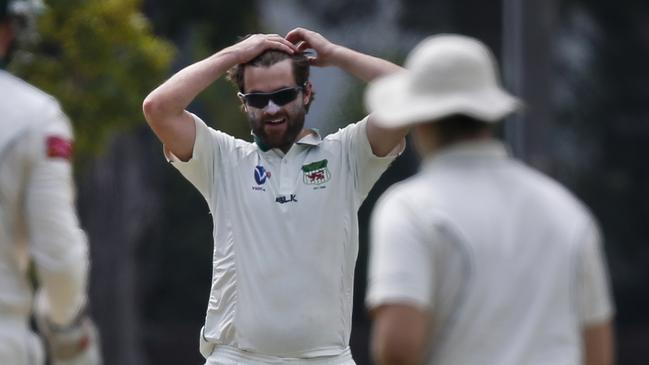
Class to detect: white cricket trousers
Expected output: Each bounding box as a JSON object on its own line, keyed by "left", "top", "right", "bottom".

{"left": 203, "top": 345, "right": 356, "bottom": 365}
{"left": 0, "top": 311, "right": 45, "bottom": 365}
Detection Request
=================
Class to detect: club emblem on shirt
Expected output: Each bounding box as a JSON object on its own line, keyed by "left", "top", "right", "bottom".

{"left": 302, "top": 159, "right": 331, "bottom": 185}
{"left": 254, "top": 165, "right": 271, "bottom": 185}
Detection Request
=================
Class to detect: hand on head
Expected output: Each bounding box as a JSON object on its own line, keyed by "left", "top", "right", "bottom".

{"left": 230, "top": 33, "right": 298, "bottom": 64}
{"left": 285, "top": 27, "right": 337, "bottom": 67}
{"left": 230, "top": 28, "right": 337, "bottom": 67}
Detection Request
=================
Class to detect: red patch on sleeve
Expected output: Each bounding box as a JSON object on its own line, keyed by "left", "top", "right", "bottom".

{"left": 46, "top": 136, "right": 74, "bottom": 160}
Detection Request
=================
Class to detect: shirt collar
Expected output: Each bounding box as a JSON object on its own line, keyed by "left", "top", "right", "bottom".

{"left": 422, "top": 139, "right": 509, "bottom": 171}
{"left": 295, "top": 128, "right": 322, "bottom": 146}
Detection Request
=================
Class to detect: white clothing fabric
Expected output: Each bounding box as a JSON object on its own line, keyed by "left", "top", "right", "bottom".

{"left": 204, "top": 344, "right": 355, "bottom": 365}
{"left": 169, "top": 114, "right": 399, "bottom": 358}
{"left": 366, "top": 140, "right": 613, "bottom": 365}
{"left": 0, "top": 311, "right": 44, "bottom": 365}
{"left": 0, "top": 70, "right": 89, "bottom": 363}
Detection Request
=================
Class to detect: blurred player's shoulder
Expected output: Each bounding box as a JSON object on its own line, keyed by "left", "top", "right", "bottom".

{"left": 0, "top": 69, "right": 64, "bottom": 122}
{"left": 375, "top": 172, "right": 438, "bottom": 214}
{"left": 510, "top": 159, "right": 594, "bottom": 222}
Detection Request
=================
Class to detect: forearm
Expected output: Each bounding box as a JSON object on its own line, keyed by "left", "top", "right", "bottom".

{"left": 143, "top": 48, "right": 239, "bottom": 120}
{"left": 142, "top": 52, "right": 234, "bottom": 161}
{"left": 285, "top": 27, "right": 402, "bottom": 82}
{"left": 28, "top": 174, "right": 89, "bottom": 326}
{"left": 24, "top": 122, "right": 89, "bottom": 325}
{"left": 330, "top": 45, "right": 403, "bottom": 83}
{"left": 371, "top": 305, "right": 430, "bottom": 365}
{"left": 28, "top": 174, "right": 89, "bottom": 325}
{"left": 36, "top": 250, "right": 88, "bottom": 326}
{"left": 583, "top": 321, "right": 615, "bottom": 365}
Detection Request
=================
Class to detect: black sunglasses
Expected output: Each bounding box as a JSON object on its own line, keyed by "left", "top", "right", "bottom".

{"left": 238, "top": 85, "right": 305, "bottom": 109}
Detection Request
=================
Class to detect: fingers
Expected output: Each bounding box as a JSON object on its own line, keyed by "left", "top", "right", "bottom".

{"left": 285, "top": 27, "right": 328, "bottom": 49}
{"left": 297, "top": 41, "right": 313, "bottom": 53}
{"left": 234, "top": 33, "right": 299, "bottom": 64}
{"left": 285, "top": 27, "right": 309, "bottom": 44}
{"left": 241, "top": 30, "right": 328, "bottom": 65}
{"left": 264, "top": 34, "right": 298, "bottom": 54}
{"left": 285, "top": 28, "right": 334, "bottom": 64}
{"left": 285, "top": 29, "right": 323, "bottom": 67}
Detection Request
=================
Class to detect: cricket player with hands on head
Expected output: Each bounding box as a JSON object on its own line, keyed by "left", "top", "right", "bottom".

{"left": 365, "top": 34, "right": 615, "bottom": 365}
{"left": 0, "top": 1, "right": 101, "bottom": 364}
{"left": 143, "top": 27, "right": 407, "bottom": 364}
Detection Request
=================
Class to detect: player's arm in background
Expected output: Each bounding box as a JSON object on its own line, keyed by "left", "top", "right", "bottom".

{"left": 26, "top": 107, "right": 101, "bottom": 364}
{"left": 285, "top": 28, "right": 409, "bottom": 157}
{"left": 366, "top": 192, "right": 435, "bottom": 365}
{"left": 584, "top": 322, "right": 614, "bottom": 365}
{"left": 576, "top": 220, "right": 615, "bottom": 365}
{"left": 371, "top": 305, "right": 430, "bottom": 365}
{"left": 26, "top": 110, "right": 88, "bottom": 328}
{"left": 142, "top": 34, "right": 298, "bottom": 161}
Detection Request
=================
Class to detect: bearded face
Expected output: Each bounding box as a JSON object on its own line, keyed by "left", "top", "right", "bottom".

{"left": 246, "top": 96, "right": 306, "bottom": 152}
{"left": 241, "top": 59, "right": 311, "bottom": 152}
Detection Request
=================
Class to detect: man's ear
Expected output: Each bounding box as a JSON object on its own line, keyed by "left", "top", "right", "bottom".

{"left": 237, "top": 94, "right": 248, "bottom": 113}
{"left": 303, "top": 81, "right": 313, "bottom": 106}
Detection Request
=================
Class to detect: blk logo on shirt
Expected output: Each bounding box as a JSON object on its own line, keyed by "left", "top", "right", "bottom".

{"left": 275, "top": 194, "right": 298, "bottom": 204}
{"left": 254, "top": 165, "right": 271, "bottom": 185}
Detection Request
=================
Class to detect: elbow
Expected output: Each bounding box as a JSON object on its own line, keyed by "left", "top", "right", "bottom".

{"left": 142, "top": 91, "right": 177, "bottom": 127}
{"left": 142, "top": 93, "right": 163, "bottom": 125}
{"left": 143, "top": 92, "right": 184, "bottom": 129}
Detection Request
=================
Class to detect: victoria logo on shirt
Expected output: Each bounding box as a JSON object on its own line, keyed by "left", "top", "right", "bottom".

{"left": 254, "top": 165, "right": 271, "bottom": 185}
{"left": 301, "top": 159, "right": 331, "bottom": 185}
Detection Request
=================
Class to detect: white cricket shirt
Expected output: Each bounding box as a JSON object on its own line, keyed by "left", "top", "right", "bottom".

{"left": 169, "top": 114, "right": 399, "bottom": 358}
{"left": 367, "top": 140, "right": 614, "bottom": 365}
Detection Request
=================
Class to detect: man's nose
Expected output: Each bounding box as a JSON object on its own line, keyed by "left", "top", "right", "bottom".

{"left": 263, "top": 100, "right": 281, "bottom": 114}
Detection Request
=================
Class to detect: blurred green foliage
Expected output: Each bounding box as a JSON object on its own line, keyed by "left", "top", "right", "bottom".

{"left": 9, "top": 0, "right": 175, "bottom": 159}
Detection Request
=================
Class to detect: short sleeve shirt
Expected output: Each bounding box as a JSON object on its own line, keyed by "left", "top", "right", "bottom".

{"left": 169, "top": 114, "right": 400, "bottom": 357}
{"left": 366, "top": 141, "right": 613, "bottom": 365}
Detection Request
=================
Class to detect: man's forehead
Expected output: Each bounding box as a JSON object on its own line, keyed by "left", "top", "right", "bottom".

{"left": 243, "top": 59, "right": 295, "bottom": 92}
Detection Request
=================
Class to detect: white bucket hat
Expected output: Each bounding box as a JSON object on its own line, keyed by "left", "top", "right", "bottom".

{"left": 365, "top": 34, "right": 521, "bottom": 128}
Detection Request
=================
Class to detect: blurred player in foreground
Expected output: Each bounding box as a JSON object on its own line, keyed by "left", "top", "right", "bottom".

{"left": 0, "top": 1, "right": 101, "bottom": 364}
{"left": 143, "top": 28, "right": 407, "bottom": 364}
{"left": 365, "top": 35, "right": 614, "bottom": 365}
